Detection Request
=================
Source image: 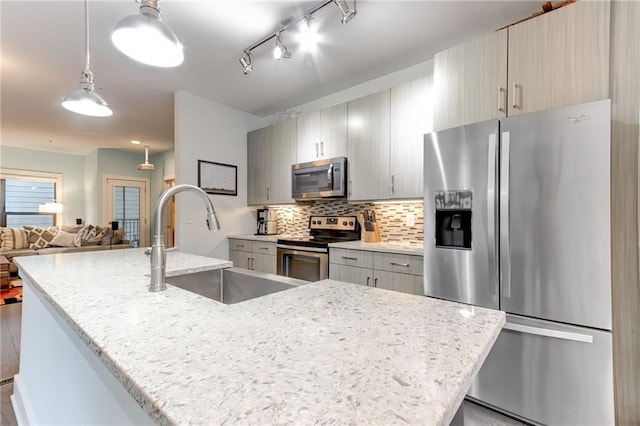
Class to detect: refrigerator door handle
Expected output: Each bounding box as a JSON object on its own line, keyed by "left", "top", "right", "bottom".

{"left": 500, "top": 131, "right": 511, "bottom": 298}
{"left": 487, "top": 133, "right": 498, "bottom": 296}
{"left": 503, "top": 322, "right": 594, "bottom": 344}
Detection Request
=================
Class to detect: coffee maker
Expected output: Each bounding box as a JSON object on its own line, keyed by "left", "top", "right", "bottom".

{"left": 256, "top": 208, "right": 277, "bottom": 235}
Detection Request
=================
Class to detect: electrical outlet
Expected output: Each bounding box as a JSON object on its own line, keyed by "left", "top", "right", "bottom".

{"left": 186, "top": 216, "right": 192, "bottom": 224}
{"left": 406, "top": 213, "right": 415, "bottom": 227}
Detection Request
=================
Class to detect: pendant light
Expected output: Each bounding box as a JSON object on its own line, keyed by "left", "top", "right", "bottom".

{"left": 112, "top": 0, "right": 183, "bottom": 68}
{"left": 61, "top": 0, "right": 113, "bottom": 117}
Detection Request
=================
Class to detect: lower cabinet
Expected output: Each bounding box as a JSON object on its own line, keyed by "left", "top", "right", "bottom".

{"left": 228, "top": 239, "right": 276, "bottom": 275}
{"left": 329, "top": 248, "right": 423, "bottom": 295}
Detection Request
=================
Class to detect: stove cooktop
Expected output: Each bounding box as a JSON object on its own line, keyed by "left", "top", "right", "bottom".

{"left": 277, "top": 215, "right": 361, "bottom": 248}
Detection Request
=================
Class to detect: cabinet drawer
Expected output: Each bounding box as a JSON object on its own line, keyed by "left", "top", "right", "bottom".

{"left": 229, "top": 239, "right": 251, "bottom": 252}
{"left": 373, "top": 252, "right": 423, "bottom": 276}
{"left": 252, "top": 241, "right": 276, "bottom": 256}
{"left": 329, "top": 248, "right": 373, "bottom": 269}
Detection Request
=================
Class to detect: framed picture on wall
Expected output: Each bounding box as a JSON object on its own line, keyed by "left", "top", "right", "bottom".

{"left": 197, "top": 160, "right": 237, "bottom": 196}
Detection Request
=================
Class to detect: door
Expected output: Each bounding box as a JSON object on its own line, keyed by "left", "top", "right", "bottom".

{"left": 104, "top": 177, "right": 149, "bottom": 247}
{"left": 468, "top": 314, "right": 614, "bottom": 425}
{"left": 319, "top": 103, "right": 347, "bottom": 159}
{"left": 329, "top": 263, "right": 371, "bottom": 287}
{"left": 264, "top": 119, "right": 296, "bottom": 204}
{"left": 163, "top": 177, "right": 175, "bottom": 248}
{"left": 500, "top": 100, "right": 611, "bottom": 330}
{"left": 423, "top": 120, "right": 499, "bottom": 309}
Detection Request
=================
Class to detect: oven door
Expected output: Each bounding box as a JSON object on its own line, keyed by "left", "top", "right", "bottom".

{"left": 277, "top": 246, "right": 328, "bottom": 282}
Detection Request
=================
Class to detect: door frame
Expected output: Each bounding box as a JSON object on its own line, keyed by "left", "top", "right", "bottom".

{"left": 163, "top": 174, "right": 176, "bottom": 248}
{"left": 102, "top": 175, "right": 150, "bottom": 247}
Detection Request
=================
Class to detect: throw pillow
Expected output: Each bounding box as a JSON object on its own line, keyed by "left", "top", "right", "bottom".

{"left": 0, "top": 227, "right": 29, "bottom": 250}
{"left": 24, "top": 226, "right": 58, "bottom": 249}
{"left": 73, "top": 225, "right": 97, "bottom": 247}
{"left": 50, "top": 230, "right": 78, "bottom": 247}
{"left": 60, "top": 225, "right": 83, "bottom": 234}
{"left": 112, "top": 229, "right": 124, "bottom": 245}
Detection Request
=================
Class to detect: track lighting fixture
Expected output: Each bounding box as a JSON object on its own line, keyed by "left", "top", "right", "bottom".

{"left": 239, "top": 52, "right": 253, "bottom": 75}
{"left": 273, "top": 33, "right": 291, "bottom": 60}
{"left": 334, "top": 0, "right": 357, "bottom": 24}
{"left": 62, "top": 0, "right": 113, "bottom": 117}
{"left": 240, "top": 0, "right": 357, "bottom": 75}
{"left": 112, "top": 0, "right": 184, "bottom": 68}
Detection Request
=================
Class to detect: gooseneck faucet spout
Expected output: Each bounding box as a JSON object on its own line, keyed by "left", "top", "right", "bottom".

{"left": 147, "top": 184, "right": 220, "bottom": 292}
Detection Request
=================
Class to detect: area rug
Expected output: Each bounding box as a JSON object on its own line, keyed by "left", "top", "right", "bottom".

{"left": 0, "top": 279, "right": 22, "bottom": 305}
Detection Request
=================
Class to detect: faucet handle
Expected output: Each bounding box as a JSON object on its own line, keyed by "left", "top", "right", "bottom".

{"left": 144, "top": 247, "right": 152, "bottom": 257}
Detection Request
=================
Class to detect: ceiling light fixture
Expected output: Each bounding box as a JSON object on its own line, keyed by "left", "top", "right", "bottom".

{"left": 137, "top": 146, "right": 155, "bottom": 171}
{"left": 240, "top": 0, "right": 357, "bottom": 75}
{"left": 273, "top": 33, "right": 291, "bottom": 60}
{"left": 130, "top": 140, "right": 141, "bottom": 145}
{"left": 112, "top": 0, "right": 184, "bottom": 68}
{"left": 239, "top": 51, "right": 253, "bottom": 75}
{"left": 61, "top": 0, "right": 113, "bottom": 117}
{"left": 334, "top": 0, "right": 357, "bottom": 24}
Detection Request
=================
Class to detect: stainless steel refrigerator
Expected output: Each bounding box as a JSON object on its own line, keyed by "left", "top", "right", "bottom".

{"left": 423, "top": 100, "right": 614, "bottom": 425}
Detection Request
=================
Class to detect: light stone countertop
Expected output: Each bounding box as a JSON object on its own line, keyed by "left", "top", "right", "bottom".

{"left": 15, "top": 248, "right": 504, "bottom": 426}
{"left": 330, "top": 240, "right": 425, "bottom": 255}
{"left": 227, "top": 234, "right": 281, "bottom": 243}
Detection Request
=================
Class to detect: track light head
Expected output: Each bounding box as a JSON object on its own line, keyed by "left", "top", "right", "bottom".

{"left": 239, "top": 52, "right": 253, "bottom": 75}
{"left": 334, "top": 0, "right": 357, "bottom": 24}
{"left": 273, "top": 33, "right": 291, "bottom": 60}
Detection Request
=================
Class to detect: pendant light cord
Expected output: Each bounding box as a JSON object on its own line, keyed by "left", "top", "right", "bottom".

{"left": 84, "top": 0, "right": 90, "bottom": 72}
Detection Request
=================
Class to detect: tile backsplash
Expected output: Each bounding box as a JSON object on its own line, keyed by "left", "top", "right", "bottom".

{"left": 263, "top": 200, "right": 424, "bottom": 242}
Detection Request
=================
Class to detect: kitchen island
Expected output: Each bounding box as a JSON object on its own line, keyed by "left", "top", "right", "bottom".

{"left": 13, "top": 248, "right": 504, "bottom": 425}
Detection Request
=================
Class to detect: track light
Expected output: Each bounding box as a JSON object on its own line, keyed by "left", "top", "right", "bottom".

{"left": 239, "top": 0, "right": 358, "bottom": 74}
{"left": 62, "top": 0, "right": 112, "bottom": 117}
{"left": 334, "top": 0, "right": 357, "bottom": 24}
{"left": 239, "top": 52, "right": 253, "bottom": 75}
{"left": 273, "top": 33, "right": 291, "bottom": 60}
{"left": 112, "top": 0, "right": 183, "bottom": 68}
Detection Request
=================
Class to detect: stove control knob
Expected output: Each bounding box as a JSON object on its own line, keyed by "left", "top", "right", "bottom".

{"left": 342, "top": 221, "right": 347, "bottom": 226}
{"left": 349, "top": 221, "right": 354, "bottom": 226}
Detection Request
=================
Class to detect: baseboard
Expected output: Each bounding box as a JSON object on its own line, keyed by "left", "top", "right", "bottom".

{"left": 10, "top": 374, "right": 35, "bottom": 426}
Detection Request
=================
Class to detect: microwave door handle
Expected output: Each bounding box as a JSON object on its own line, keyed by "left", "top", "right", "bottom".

{"left": 327, "top": 164, "right": 333, "bottom": 189}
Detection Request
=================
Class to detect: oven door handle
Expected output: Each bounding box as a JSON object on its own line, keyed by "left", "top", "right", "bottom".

{"left": 276, "top": 244, "right": 328, "bottom": 253}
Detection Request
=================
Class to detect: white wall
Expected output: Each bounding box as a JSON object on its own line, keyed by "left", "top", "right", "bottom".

{"left": 174, "top": 91, "right": 267, "bottom": 259}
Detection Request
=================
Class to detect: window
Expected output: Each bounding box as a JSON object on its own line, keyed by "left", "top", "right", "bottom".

{"left": 0, "top": 170, "right": 62, "bottom": 228}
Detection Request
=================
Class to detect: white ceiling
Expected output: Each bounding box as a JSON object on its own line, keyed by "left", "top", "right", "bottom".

{"left": 1, "top": 0, "right": 539, "bottom": 156}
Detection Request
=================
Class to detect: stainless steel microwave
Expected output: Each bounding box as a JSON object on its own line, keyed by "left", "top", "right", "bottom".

{"left": 291, "top": 157, "right": 347, "bottom": 200}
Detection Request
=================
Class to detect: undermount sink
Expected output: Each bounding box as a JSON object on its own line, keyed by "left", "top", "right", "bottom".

{"left": 165, "top": 267, "right": 307, "bottom": 305}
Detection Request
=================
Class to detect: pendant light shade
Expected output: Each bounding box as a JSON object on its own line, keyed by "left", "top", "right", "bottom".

{"left": 62, "top": 0, "right": 113, "bottom": 117}
{"left": 112, "top": 0, "right": 183, "bottom": 68}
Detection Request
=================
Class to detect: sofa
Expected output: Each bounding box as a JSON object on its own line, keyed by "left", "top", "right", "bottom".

{"left": 0, "top": 225, "right": 132, "bottom": 275}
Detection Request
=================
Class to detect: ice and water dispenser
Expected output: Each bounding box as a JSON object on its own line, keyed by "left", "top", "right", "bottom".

{"left": 434, "top": 190, "right": 472, "bottom": 249}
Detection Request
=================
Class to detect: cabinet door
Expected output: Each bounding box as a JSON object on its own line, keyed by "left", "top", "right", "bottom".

{"left": 264, "top": 119, "right": 296, "bottom": 204}
{"left": 390, "top": 76, "right": 432, "bottom": 199}
{"left": 347, "top": 90, "right": 391, "bottom": 201}
{"left": 229, "top": 250, "right": 252, "bottom": 270}
{"left": 507, "top": 0, "right": 610, "bottom": 116}
{"left": 253, "top": 253, "right": 276, "bottom": 274}
{"left": 247, "top": 128, "right": 267, "bottom": 205}
{"left": 319, "top": 103, "right": 348, "bottom": 159}
{"left": 296, "top": 111, "right": 321, "bottom": 163}
{"left": 433, "top": 29, "right": 508, "bottom": 131}
{"left": 329, "top": 263, "right": 372, "bottom": 287}
{"left": 373, "top": 270, "right": 423, "bottom": 295}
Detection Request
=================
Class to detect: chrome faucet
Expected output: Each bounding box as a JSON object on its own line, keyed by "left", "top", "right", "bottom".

{"left": 147, "top": 184, "right": 220, "bottom": 292}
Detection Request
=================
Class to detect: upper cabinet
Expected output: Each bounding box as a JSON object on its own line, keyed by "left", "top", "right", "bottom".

{"left": 347, "top": 90, "right": 391, "bottom": 201}
{"left": 434, "top": 30, "right": 508, "bottom": 131}
{"left": 433, "top": 0, "right": 610, "bottom": 130}
{"left": 390, "top": 76, "right": 432, "bottom": 199}
{"left": 296, "top": 103, "right": 348, "bottom": 163}
{"left": 247, "top": 119, "right": 296, "bottom": 206}
{"left": 507, "top": 0, "right": 610, "bottom": 116}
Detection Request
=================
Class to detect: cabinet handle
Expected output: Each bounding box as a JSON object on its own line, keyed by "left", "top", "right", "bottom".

{"left": 348, "top": 180, "right": 352, "bottom": 197}
{"left": 266, "top": 187, "right": 270, "bottom": 201}
{"left": 320, "top": 141, "right": 324, "bottom": 157}
{"left": 342, "top": 256, "right": 358, "bottom": 260}
{"left": 391, "top": 174, "right": 395, "bottom": 194}
{"left": 237, "top": 244, "right": 245, "bottom": 248}
{"left": 247, "top": 258, "right": 251, "bottom": 269}
{"left": 390, "top": 262, "right": 409, "bottom": 267}
{"left": 374, "top": 278, "right": 378, "bottom": 287}
{"left": 251, "top": 258, "right": 255, "bottom": 270}
{"left": 366, "top": 277, "right": 370, "bottom": 286}
{"left": 259, "top": 247, "right": 269, "bottom": 250}
{"left": 512, "top": 83, "right": 521, "bottom": 110}
{"left": 315, "top": 142, "right": 319, "bottom": 157}
{"left": 497, "top": 87, "right": 505, "bottom": 113}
